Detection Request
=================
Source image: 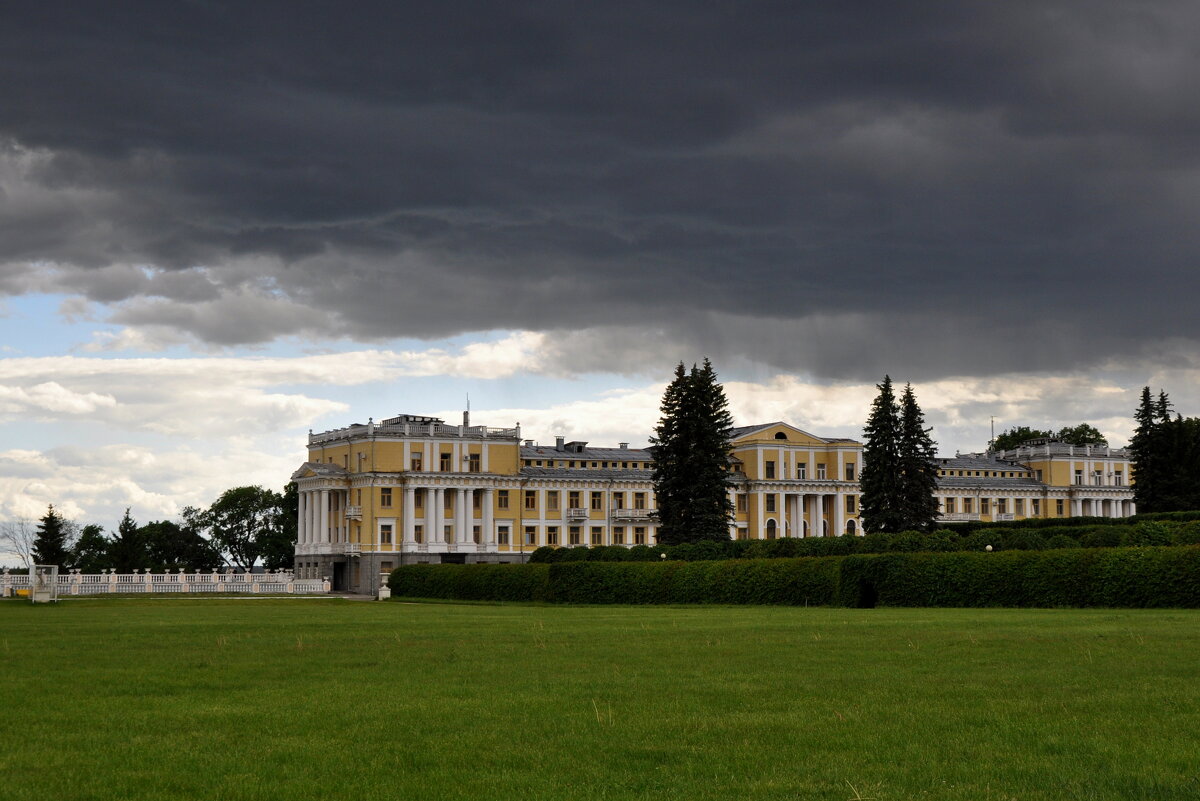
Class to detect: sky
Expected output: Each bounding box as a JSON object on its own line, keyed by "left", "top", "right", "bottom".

{"left": 2, "top": 1, "right": 1199, "bottom": 544}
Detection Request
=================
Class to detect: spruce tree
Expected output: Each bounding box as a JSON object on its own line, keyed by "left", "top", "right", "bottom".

{"left": 897, "top": 383, "right": 939, "bottom": 531}
{"left": 687, "top": 359, "right": 735, "bottom": 541}
{"left": 651, "top": 363, "right": 691, "bottom": 544}
{"left": 860, "top": 376, "right": 905, "bottom": 533}
{"left": 108, "top": 508, "right": 146, "bottom": 572}
{"left": 1130, "top": 387, "right": 1158, "bottom": 512}
{"left": 31, "top": 505, "right": 72, "bottom": 567}
{"left": 651, "top": 359, "right": 734, "bottom": 545}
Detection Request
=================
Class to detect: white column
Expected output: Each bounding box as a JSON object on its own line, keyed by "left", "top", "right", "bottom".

{"left": 755, "top": 491, "right": 765, "bottom": 539}
{"left": 319, "top": 490, "right": 330, "bottom": 543}
{"left": 456, "top": 488, "right": 470, "bottom": 543}
{"left": 817, "top": 494, "right": 827, "bottom": 536}
{"left": 403, "top": 488, "right": 416, "bottom": 544}
{"left": 1071, "top": 498, "right": 1081, "bottom": 517}
{"left": 834, "top": 491, "right": 845, "bottom": 536}
{"left": 1129, "top": 501, "right": 1137, "bottom": 516}
{"left": 298, "top": 492, "right": 308, "bottom": 545}
{"left": 483, "top": 489, "right": 495, "bottom": 545}
{"left": 837, "top": 450, "right": 845, "bottom": 483}
{"left": 433, "top": 488, "right": 445, "bottom": 543}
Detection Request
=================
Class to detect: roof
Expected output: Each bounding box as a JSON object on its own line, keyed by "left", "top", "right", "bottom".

{"left": 937, "top": 476, "right": 1045, "bottom": 489}
{"left": 936, "top": 454, "right": 1030, "bottom": 472}
{"left": 520, "top": 467, "right": 653, "bottom": 480}
{"left": 290, "top": 461, "right": 350, "bottom": 480}
{"left": 520, "top": 445, "right": 650, "bottom": 461}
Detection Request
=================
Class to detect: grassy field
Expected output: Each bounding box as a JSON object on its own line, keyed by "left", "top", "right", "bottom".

{"left": 1, "top": 599, "right": 1198, "bottom": 801}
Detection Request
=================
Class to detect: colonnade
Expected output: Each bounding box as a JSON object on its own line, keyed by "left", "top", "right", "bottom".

{"left": 741, "top": 489, "right": 849, "bottom": 539}
{"left": 297, "top": 488, "right": 349, "bottom": 545}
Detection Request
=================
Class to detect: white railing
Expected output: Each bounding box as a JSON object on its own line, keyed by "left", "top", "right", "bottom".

{"left": 939, "top": 513, "right": 982, "bottom": 522}
{"left": 1, "top": 569, "right": 330, "bottom": 597}
{"left": 565, "top": 508, "right": 589, "bottom": 521}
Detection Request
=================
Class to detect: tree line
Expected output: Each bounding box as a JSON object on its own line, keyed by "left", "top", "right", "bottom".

{"left": 1130, "top": 388, "right": 1200, "bottom": 513}
{"left": 1, "top": 484, "right": 298, "bottom": 572}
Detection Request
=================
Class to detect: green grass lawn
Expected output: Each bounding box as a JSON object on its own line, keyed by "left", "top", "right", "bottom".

{"left": 1, "top": 599, "right": 1198, "bottom": 801}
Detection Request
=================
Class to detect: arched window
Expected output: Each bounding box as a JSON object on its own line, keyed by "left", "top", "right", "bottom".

{"left": 774, "top": 432, "right": 788, "bottom": 440}
{"left": 846, "top": 519, "right": 857, "bottom": 536}
{"left": 802, "top": 519, "right": 809, "bottom": 537}
{"left": 766, "top": 519, "right": 777, "bottom": 540}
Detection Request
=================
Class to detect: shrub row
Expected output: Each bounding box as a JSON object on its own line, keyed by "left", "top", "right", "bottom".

{"left": 389, "top": 546, "right": 1200, "bottom": 608}
{"left": 388, "top": 557, "right": 841, "bottom": 605}
{"left": 524, "top": 520, "right": 1200, "bottom": 563}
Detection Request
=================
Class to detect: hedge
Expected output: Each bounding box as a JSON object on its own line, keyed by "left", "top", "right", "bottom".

{"left": 390, "top": 545, "right": 1200, "bottom": 608}
{"left": 522, "top": 520, "right": 1200, "bottom": 563}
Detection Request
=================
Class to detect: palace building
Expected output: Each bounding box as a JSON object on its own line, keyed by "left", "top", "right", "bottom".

{"left": 292, "top": 414, "right": 1135, "bottom": 593}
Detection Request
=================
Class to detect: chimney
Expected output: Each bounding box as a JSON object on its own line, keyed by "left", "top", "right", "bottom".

{"left": 555, "top": 436, "right": 565, "bottom": 451}
{"left": 619, "top": 442, "right": 629, "bottom": 450}
{"left": 463, "top": 410, "right": 470, "bottom": 427}
{"left": 524, "top": 439, "right": 534, "bottom": 447}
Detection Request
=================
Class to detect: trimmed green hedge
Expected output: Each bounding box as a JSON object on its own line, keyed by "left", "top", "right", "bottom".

{"left": 390, "top": 546, "right": 1200, "bottom": 608}
{"left": 523, "top": 519, "right": 1200, "bottom": 563}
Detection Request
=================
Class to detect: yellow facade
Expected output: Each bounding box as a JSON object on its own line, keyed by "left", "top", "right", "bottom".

{"left": 293, "top": 414, "right": 1134, "bottom": 592}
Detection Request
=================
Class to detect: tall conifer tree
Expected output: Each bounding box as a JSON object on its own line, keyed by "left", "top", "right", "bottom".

{"left": 31, "top": 504, "right": 72, "bottom": 567}
{"left": 108, "top": 508, "right": 146, "bottom": 572}
{"left": 860, "top": 376, "right": 905, "bottom": 533}
{"left": 651, "top": 359, "right": 734, "bottom": 544}
{"left": 897, "top": 383, "right": 939, "bottom": 531}
{"left": 1130, "top": 387, "right": 1159, "bottom": 512}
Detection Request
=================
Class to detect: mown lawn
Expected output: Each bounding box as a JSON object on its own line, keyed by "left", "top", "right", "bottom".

{"left": 1, "top": 599, "right": 1197, "bottom": 800}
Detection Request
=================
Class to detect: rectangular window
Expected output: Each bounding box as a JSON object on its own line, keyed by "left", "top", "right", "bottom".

{"left": 411, "top": 454, "right": 423, "bottom": 471}
{"left": 846, "top": 495, "right": 856, "bottom": 513}
{"left": 444, "top": 492, "right": 453, "bottom": 510}
{"left": 1074, "top": 469, "right": 1083, "bottom": 485}
{"left": 613, "top": 527, "right": 624, "bottom": 545}
{"left": 1115, "top": 470, "right": 1123, "bottom": 485}
{"left": 1093, "top": 470, "right": 1103, "bottom": 486}
{"left": 1036, "top": 469, "right": 1043, "bottom": 482}
{"left": 981, "top": 498, "right": 991, "bottom": 515}
{"left": 797, "top": 464, "right": 806, "bottom": 479}
{"left": 591, "top": 527, "right": 603, "bottom": 545}
{"left": 498, "top": 526, "right": 510, "bottom": 545}
{"left": 766, "top": 494, "right": 776, "bottom": 512}
{"left": 468, "top": 453, "right": 481, "bottom": 473}
{"left": 1015, "top": 498, "right": 1024, "bottom": 516}
{"left": 590, "top": 491, "right": 603, "bottom": 510}
{"left": 765, "top": 460, "right": 776, "bottom": 479}
{"left": 414, "top": 524, "right": 424, "bottom": 544}
{"left": 524, "top": 526, "right": 536, "bottom": 545}
{"left": 443, "top": 524, "right": 452, "bottom": 542}
{"left": 569, "top": 526, "right": 582, "bottom": 545}
{"left": 440, "top": 452, "right": 452, "bottom": 471}
{"left": 943, "top": 496, "right": 954, "bottom": 514}
{"left": 997, "top": 499, "right": 1007, "bottom": 514}
{"left": 473, "top": 492, "right": 481, "bottom": 510}
{"left": 547, "top": 491, "right": 560, "bottom": 511}
{"left": 380, "top": 524, "right": 393, "bottom": 545}
{"left": 497, "top": 490, "right": 509, "bottom": 510}
{"left": 634, "top": 492, "right": 646, "bottom": 510}
{"left": 817, "top": 464, "right": 827, "bottom": 480}
{"left": 1056, "top": 499, "right": 1064, "bottom": 516}
{"left": 472, "top": 525, "right": 481, "bottom": 544}
{"left": 612, "top": 492, "right": 625, "bottom": 509}
{"left": 1032, "top": 499, "right": 1041, "bottom": 516}
{"left": 524, "top": 490, "right": 537, "bottom": 510}
{"left": 963, "top": 498, "right": 973, "bottom": 513}
{"left": 569, "top": 491, "right": 581, "bottom": 509}
{"left": 547, "top": 526, "right": 559, "bottom": 546}
{"left": 634, "top": 527, "right": 646, "bottom": 544}
{"left": 845, "top": 463, "right": 855, "bottom": 481}
{"left": 380, "top": 487, "right": 392, "bottom": 507}
{"left": 737, "top": 494, "right": 748, "bottom": 513}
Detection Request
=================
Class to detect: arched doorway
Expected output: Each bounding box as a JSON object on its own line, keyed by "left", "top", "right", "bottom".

{"left": 766, "top": 519, "right": 777, "bottom": 539}
{"left": 846, "top": 519, "right": 856, "bottom": 536}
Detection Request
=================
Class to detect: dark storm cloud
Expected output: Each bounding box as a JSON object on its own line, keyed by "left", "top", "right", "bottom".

{"left": 2, "top": 1, "right": 1199, "bottom": 378}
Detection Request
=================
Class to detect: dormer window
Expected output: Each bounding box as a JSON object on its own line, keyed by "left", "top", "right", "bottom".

{"left": 774, "top": 432, "right": 787, "bottom": 440}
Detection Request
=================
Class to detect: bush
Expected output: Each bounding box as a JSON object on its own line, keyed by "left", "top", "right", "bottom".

{"left": 1079, "top": 527, "right": 1124, "bottom": 549}
{"left": 390, "top": 546, "right": 1200, "bottom": 608}
{"left": 838, "top": 547, "right": 1200, "bottom": 608}
{"left": 1001, "top": 530, "right": 1048, "bottom": 551}
{"left": 527, "top": 546, "right": 557, "bottom": 564}
{"left": 1046, "top": 534, "right": 1080, "bottom": 549}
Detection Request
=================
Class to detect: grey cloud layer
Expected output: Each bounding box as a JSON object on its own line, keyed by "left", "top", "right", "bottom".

{"left": 2, "top": 1, "right": 1198, "bottom": 379}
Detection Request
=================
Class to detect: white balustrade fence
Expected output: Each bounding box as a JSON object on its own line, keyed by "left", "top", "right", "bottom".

{"left": 1, "top": 569, "right": 330, "bottom": 597}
